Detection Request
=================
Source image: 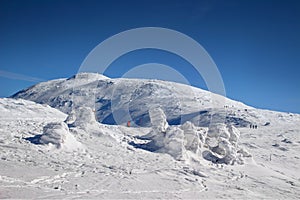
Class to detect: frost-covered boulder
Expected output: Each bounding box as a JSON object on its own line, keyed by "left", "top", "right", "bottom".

{"left": 145, "top": 108, "right": 185, "bottom": 159}
{"left": 71, "top": 107, "right": 97, "bottom": 128}
{"left": 39, "top": 122, "right": 83, "bottom": 151}
{"left": 142, "top": 107, "right": 169, "bottom": 149}
{"left": 180, "top": 121, "right": 204, "bottom": 153}
{"left": 204, "top": 123, "right": 248, "bottom": 164}
{"left": 161, "top": 127, "right": 186, "bottom": 160}
{"left": 227, "top": 124, "right": 240, "bottom": 146}
{"left": 206, "top": 123, "right": 239, "bottom": 147}
{"left": 206, "top": 123, "right": 230, "bottom": 147}
{"left": 218, "top": 139, "right": 237, "bottom": 164}
{"left": 149, "top": 107, "right": 168, "bottom": 133}
{"left": 64, "top": 110, "right": 76, "bottom": 124}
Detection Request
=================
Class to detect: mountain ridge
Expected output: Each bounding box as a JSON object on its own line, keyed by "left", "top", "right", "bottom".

{"left": 11, "top": 73, "right": 300, "bottom": 128}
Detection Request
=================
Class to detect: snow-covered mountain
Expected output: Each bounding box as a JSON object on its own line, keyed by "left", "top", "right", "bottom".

{"left": 12, "top": 73, "right": 298, "bottom": 128}
{"left": 1, "top": 74, "right": 300, "bottom": 198}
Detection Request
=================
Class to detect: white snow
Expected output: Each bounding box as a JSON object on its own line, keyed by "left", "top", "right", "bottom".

{"left": 0, "top": 98, "right": 66, "bottom": 120}
{"left": 1, "top": 74, "right": 300, "bottom": 199}
{"left": 70, "top": 107, "right": 98, "bottom": 128}
{"left": 145, "top": 108, "right": 249, "bottom": 165}
{"left": 149, "top": 107, "right": 169, "bottom": 133}
{"left": 11, "top": 73, "right": 251, "bottom": 127}
{"left": 39, "top": 122, "right": 84, "bottom": 151}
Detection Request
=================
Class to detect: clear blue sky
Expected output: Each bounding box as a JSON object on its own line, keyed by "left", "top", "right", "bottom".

{"left": 0, "top": 0, "right": 299, "bottom": 113}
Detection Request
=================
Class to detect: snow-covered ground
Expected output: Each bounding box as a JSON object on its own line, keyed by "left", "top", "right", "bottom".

{"left": 1, "top": 74, "right": 300, "bottom": 198}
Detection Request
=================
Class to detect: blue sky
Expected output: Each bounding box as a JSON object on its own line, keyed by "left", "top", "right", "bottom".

{"left": 0, "top": 0, "right": 299, "bottom": 113}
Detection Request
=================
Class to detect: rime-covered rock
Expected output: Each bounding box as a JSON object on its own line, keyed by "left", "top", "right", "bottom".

{"left": 149, "top": 107, "right": 168, "bottom": 133}
{"left": 39, "top": 122, "right": 83, "bottom": 151}
{"left": 71, "top": 107, "right": 97, "bottom": 128}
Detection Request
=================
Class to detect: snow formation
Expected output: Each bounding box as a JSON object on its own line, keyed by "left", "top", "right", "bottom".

{"left": 38, "top": 122, "right": 84, "bottom": 151}
{"left": 144, "top": 108, "right": 250, "bottom": 164}
{"left": 68, "top": 107, "right": 98, "bottom": 128}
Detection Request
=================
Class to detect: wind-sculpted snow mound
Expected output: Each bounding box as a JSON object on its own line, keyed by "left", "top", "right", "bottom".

{"left": 28, "top": 122, "right": 84, "bottom": 151}
{"left": 140, "top": 108, "right": 251, "bottom": 164}
{"left": 26, "top": 106, "right": 119, "bottom": 152}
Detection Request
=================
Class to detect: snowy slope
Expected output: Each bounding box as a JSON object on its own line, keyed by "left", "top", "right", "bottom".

{"left": 0, "top": 98, "right": 66, "bottom": 121}
{"left": 12, "top": 73, "right": 299, "bottom": 128}
{"left": 1, "top": 97, "right": 300, "bottom": 199}
{"left": 2, "top": 74, "right": 300, "bottom": 198}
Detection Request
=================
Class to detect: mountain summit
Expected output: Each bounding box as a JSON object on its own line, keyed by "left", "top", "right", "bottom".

{"left": 12, "top": 73, "right": 296, "bottom": 128}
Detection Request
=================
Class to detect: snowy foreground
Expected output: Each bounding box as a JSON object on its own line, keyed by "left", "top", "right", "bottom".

{"left": 1, "top": 74, "right": 300, "bottom": 199}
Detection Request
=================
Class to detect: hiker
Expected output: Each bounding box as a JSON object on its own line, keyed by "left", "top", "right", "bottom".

{"left": 250, "top": 124, "right": 252, "bottom": 129}
{"left": 127, "top": 121, "right": 131, "bottom": 127}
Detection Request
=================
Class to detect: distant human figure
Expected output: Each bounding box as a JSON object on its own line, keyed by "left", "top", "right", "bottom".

{"left": 127, "top": 121, "right": 131, "bottom": 127}
{"left": 255, "top": 125, "right": 258, "bottom": 129}
{"left": 250, "top": 124, "right": 252, "bottom": 129}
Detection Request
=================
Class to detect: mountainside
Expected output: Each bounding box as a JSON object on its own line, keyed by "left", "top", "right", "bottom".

{"left": 1, "top": 97, "right": 300, "bottom": 198}
{"left": 12, "top": 73, "right": 299, "bottom": 128}
{"left": 2, "top": 74, "right": 300, "bottom": 198}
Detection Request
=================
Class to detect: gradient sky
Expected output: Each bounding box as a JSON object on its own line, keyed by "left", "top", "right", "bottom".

{"left": 0, "top": 0, "right": 299, "bottom": 113}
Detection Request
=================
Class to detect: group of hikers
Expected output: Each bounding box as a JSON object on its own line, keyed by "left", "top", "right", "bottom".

{"left": 250, "top": 124, "right": 258, "bottom": 129}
